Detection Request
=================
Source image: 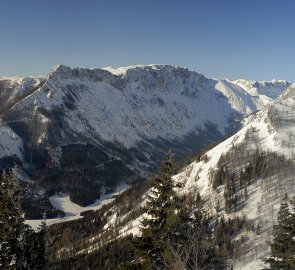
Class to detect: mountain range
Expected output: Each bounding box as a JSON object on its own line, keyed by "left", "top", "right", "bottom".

{"left": 1, "top": 64, "right": 295, "bottom": 269}
{"left": 0, "top": 64, "right": 290, "bottom": 212}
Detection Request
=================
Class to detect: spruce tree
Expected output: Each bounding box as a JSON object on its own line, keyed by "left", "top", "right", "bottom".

{"left": 134, "top": 152, "right": 182, "bottom": 269}
{"left": 0, "top": 169, "right": 47, "bottom": 269}
{"left": 0, "top": 170, "right": 26, "bottom": 269}
{"left": 132, "top": 153, "right": 225, "bottom": 269}
{"left": 288, "top": 196, "right": 295, "bottom": 268}
{"left": 27, "top": 216, "right": 47, "bottom": 270}
{"left": 264, "top": 194, "right": 295, "bottom": 269}
{"left": 164, "top": 196, "right": 225, "bottom": 270}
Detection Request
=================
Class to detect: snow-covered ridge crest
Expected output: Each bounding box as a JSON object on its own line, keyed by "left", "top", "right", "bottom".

{"left": 47, "top": 64, "right": 289, "bottom": 97}
{"left": 102, "top": 64, "right": 192, "bottom": 76}
{"left": 234, "top": 78, "right": 289, "bottom": 87}
{"left": 48, "top": 64, "right": 116, "bottom": 82}
{"left": 103, "top": 64, "right": 158, "bottom": 76}
{"left": 48, "top": 64, "right": 205, "bottom": 92}
{"left": 234, "top": 78, "right": 290, "bottom": 99}
{"left": 243, "top": 82, "right": 295, "bottom": 125}
{"left": 0, "top": 76, "right": 42, "bottom": 91}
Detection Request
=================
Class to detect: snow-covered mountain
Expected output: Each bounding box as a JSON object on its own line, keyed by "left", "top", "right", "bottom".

{"left": 173, "top": 83, "right": 295, "bottom": 269}
{"left": 0, "top": 64, "right": 290, "bottom": 210}
{"left": 45, "top": 83, "right": 295, "bottom": 270}
{"left": 95, "top": 83, "right": 295, "bottom": 269}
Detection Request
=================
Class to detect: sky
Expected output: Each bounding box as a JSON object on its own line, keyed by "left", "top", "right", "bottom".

{"left": 1, "top": 0, "right": 295, "bottom": 81}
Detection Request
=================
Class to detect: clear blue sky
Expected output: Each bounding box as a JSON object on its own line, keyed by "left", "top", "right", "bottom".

{"left": 1, "top": 0, "right": 295, "bottom": 81}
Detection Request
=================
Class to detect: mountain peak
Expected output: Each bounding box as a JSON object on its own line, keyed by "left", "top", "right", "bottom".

{"left": 51, "top": 64, "right": 71, "bottom": 73}
{"left": 49, "top": 64, "right": 72, "bottom": 79}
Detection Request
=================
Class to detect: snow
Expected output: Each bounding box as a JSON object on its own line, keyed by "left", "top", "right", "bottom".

{"left": 172, "top": 85, "right": 295, "bottom": 269}
{"left": 0, "top": 125, "right": 23, "bottom": 160}
{"left": 0, "top": 76, "right": 42, "bottom": 108}
{"left": 14, "top": 168, "right": 33, "bottom": 183}
{"left": 103, "top": 65, "right": 148, "bottom": 76}
{"left": 25, "top": 184, "right": 130, "bottom": 230}
{"left": 7, "top": 64, "right": 289, "bottom": 152}
{"left": 234, "top": 79, "right": 289, "bottom": 100}
{"left": 49, "top": 194, "right": 83, "bottom": 216}
{"left": 216, "top": 79, "right": 260, "bottom": 114}
{"left": 2, "top": 65, "right": 293, "bottom": 266}
{"left": 10, "top": 254, "right": 16, "bottom": 266}
{"left": 235, "top": 259, "right": 265, "bottom": 270}
{"left": 0, "top": 76, "right": 40, "bottom": 90}
{"left": 96, "top": 82, "right": 295, "bottom": 269}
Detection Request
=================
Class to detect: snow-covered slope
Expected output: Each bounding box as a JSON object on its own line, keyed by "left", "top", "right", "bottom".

{"left": 26, "top": 184, "right": 129, "bottom": 230}
{"left": 178, "top": 83, "right": 295, "bottom": 195}
{"left": 27, "top": 67, "right": 293, "bottom": 268}
{"left": 86, "top": 84, "right": 295, "bottom": 269}
{"left": 234, "top": 79, "right": 288, "bottom": 101}
{"left": 172, "top": 84, "right": 295, "bottom": 269}
{"left": 0, "top": 65, "right": 290, "bottom": 210}
{"left": 6, "top": 64, "right": 282, "bottom": 148}
{"left": 0, "top": 76, "right": 44, "bottom": 112}
{"left": 213, "top": 78, "right": 289, "bottom": 115}
{"left": 0, "top": 125, "right": 23, "bottom": 160}
{"left": 6, "top": 65, "right": 288, "bottom": 150}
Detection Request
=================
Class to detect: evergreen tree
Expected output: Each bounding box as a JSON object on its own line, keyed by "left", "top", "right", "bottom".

{"left": 133, "top": 152, "right": 182, "bottom": 269}
{"left": 0, "top": 169, "right": 47, "bottom": 269}
{"left": 28, "top": 215, "right": 47, "bottom": 270}
{"left": 264, "top": 194, "right": 295, "bottom": 270}
{"left": 214, "top": 216, "right": 229, "bottom": 260}
{"left": 0, "top": 170, "right": 26, "bottom": 269}
{"left": 288, "top": 196, "right": 295, "bottom": 268}
{"left": 132, "top": 153, "right": 225, "bottom": 270}
{"left": 164, "top": 197, "right": 225, "bottom": 270}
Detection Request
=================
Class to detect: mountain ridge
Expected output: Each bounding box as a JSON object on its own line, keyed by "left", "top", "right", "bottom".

{"left": 0, "top": 64, "right": 291, "bottom": 212}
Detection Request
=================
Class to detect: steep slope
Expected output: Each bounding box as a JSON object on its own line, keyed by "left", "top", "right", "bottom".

{"left": 234, "top": 79, "right": 289, "bottom": 105}
{"left": 0, "top": 76, "right": 45, "bottom": 113}
{"left": 215, "top": 78, "right": 288, "bottom": 114}
{"left": 171, "top": 84, "right": 295, "bottom": 269}
{"left": 57, "top": 84, "right": 295, "bottom": 269}
{"left": 0, "top": 65, "right": 290, "bottom": 211}
{"left": 0, "top": 77, "right": 46, "bottom": 167}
